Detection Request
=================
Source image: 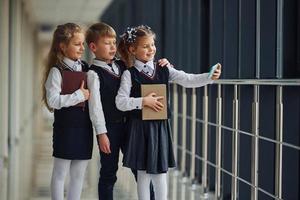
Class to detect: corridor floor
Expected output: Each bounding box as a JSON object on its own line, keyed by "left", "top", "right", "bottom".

{"left": 30, "top": 115, "right": 213, "bottom": 200}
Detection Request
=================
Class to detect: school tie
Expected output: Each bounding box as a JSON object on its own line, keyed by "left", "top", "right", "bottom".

{"left": 74, "top": 61, "right": 81, "bottom": 71}
{"left": 108, "top": 63, "right": 115, "bottom": 73}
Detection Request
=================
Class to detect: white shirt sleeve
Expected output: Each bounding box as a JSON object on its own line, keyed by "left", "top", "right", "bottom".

{"left": 168, "top": 66, "right": 214, "bottom": 87}
{"left": 87, "top": 70, "right": 107, "bottom": 135}
{"left": 45, "top": 67, "right": 85, "bottom": 109}
{"left": 115, "top": 70, "right": 143, "bottom": 111}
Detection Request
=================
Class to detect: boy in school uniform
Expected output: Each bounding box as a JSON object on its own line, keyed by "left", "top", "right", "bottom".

{"left": 86, "top": 22, "right": 169, "bottom": 200}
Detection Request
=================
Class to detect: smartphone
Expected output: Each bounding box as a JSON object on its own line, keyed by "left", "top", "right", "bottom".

{"left": 208, "top": 63, "right": 219, "bottom": 79}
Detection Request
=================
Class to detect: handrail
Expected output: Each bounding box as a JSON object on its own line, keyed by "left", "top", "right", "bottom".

{"left": 176, "top": 113, "right": 300, "bottom": 151}
{"left": 213, "top": 79, "right": 300, "bottom": 86}
{"left": 171, "top": 81, "right": 299, "bottom": 200}
{"left": 177, "top": 145, "right": 283, "bottom": 200}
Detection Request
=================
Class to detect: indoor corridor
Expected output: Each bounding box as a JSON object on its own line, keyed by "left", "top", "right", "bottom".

{"left": 1, "top": 0, "right": 300, "bottom": 200}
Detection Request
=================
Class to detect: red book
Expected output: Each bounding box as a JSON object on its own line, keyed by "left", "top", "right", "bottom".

{"left": 61, "top": 71, "right": 87, "bottom": 107}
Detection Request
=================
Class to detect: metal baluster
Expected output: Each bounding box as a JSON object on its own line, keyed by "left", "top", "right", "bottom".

{"left": 275, "top": 86, "right": 283, "bottom": 199}
{"left": 172, "top": 84, "right": 179, "bottom": 162}
{"left": 181, "top": 182, "right": 187, "bottom": 199}
{"left": 190, "top": 88, "right": 197, "bottom": 181}
{"left": 256, "top": 0, "right": 261, "bottom": 78}
{"left": 180, "top": 87, "right": 187, "bottom": 176}
{"left": 275, "top": 0, "right": 283, "bottom": 195}
{"left": 202, "top": 86, "right": 209, "bottom": 191}
{"left": 276, "top": 0, "right": 283, "bottom": 78}
{"left": 251, "top": 85, "right": 259, "bottom": 200}
{"left": 171, "top": 172, "right": 178, "bottom": 200}
{"left": 215, "top": 84, "right": 222, "bottom": 199}
{"left": 231, "top": 85, "right": 239, "bottom": 200}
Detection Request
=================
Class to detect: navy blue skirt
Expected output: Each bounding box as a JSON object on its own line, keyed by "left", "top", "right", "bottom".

{"left": 123, "top": 119, "right": 176, "bottom": 174}
{"left": 52, "top": 106, "right": 93, "bottom": 160}
{"left": 52, "top": 125, "right": 93, "bottom": 160}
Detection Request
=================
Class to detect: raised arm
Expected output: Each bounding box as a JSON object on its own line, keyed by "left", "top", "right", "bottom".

{"left": 168, "top": 66, "right": 214, "bottom": 88}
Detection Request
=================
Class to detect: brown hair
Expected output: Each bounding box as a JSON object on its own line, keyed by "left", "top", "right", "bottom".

{"left": 117, "top": 25, "right": 156, "bottom": 67}
{"left": 42, "top": 23, "right": 83, "bottom": 111}
{"left": 85, "top": 22, "right": 116, "bottom": 46}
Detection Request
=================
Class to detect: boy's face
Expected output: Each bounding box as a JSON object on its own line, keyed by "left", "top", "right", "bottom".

{"left": 130, "top": 35, "right": 156, "bottom": 63}
{"left": 60, "top": 32, "right": 85, "bottom": 60}
{"left": 89, "top": 36, "right": 116, "bottom": 62}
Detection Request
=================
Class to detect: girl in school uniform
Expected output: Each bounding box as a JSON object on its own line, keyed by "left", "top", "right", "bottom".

{"left": 116, "top": 25, "right": 221, "bottom": 200}
{"left": 42, "top": 23, "right": 93, "bottom": 200}
{"left": 86, "top": 22, "right": 169, "bottom": 200}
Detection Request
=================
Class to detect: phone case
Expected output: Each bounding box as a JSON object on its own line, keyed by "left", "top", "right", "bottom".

{"left": 208, "top": 64, "right": 219, "bottom": 79}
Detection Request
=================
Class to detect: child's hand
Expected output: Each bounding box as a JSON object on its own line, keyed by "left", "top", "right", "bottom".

{"left": 142, "top": 92, "right": 164, "bottom": 112}
{"left": 158, "top": 58, "right": 172, "bottom": 67}
{"left": 80, "top": 80, "right": 90, "bottom": 100}
{"left": 211, "top": 63, "right": 222, "bottom": 80}
{"left": 97, "top": 133, "right": 111, "bottom": 154}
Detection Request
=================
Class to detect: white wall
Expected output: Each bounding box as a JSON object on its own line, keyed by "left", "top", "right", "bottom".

{"left": 0, "top": 0, "right": 39, "bottom": 199}
{"left": 0, "top": 0, "right": 10, "bottom": 198}
{"left": 0, "top": 0, "right": 102, "bottom": 198}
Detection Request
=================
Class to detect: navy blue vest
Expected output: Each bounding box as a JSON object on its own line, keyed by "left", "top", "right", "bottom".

{"left": 53, "top": 61, "right": 92, "bottom": 128}
{"left": 129, "top": 63, "right": 170, "bottom": 119}
{"left": 89, "top": 60, "right": 127, "bottom": 123}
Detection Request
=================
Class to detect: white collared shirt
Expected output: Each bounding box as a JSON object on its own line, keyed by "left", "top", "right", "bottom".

{"left": 87, "top": 59, "right": 121, "bottom": 135}
{"left": 62, "top": 57, "right": 83, "bottom": 71}
{"left": 92, "top": 59, "right": 120, "bottom": 75}
{"left": 135, "top": 59, "right": 154, "bottom": 76}
{"left": 115, "top": 60, "right": 214, "bottom": 111}
{"left": 45, "top": 57, "right": 85, "bottom": 110}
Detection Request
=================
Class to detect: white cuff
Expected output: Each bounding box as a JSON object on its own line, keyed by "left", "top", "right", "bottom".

{"left": 133, "top": 97, "right": 143, "bottom": 109}
{"left": 95, "top": 125, "right": 107, "bottom": 135}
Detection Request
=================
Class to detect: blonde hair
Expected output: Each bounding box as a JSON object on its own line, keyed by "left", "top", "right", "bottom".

{"left": 42, "top": 23, "right": 83, "bottom": 111}
{"left": 117, "top": 25, "right": 156, "bottom": 67}
{"left": 85, "top": 22, "right": 116, "bottom": 46}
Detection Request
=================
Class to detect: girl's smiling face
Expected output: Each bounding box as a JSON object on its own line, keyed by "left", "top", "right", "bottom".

{"left": 130, "top": 35, "right": 156, "bottom": 63}
{"left": 60, "top": 32, "right": 85, "bottom": 60}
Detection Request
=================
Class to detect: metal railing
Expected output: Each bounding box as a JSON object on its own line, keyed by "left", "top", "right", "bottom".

{"left": 171, "top": 79, "right": 300, "bottom": 200}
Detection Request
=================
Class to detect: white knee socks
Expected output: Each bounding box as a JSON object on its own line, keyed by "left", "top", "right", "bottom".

{"left": 137, "top": 170, "right": 168, "bottom": 200}
{"left": 51, "top": 158, "right": 70, "bottom": 200}
{"left": 51, "top": 157, "right": 88, "bottom": 200}
{"left": 137, "top": 170, "right": 151, "bottom": 200}
{"left": 67, "top": 160, "right": 88, "bottom": 200}
{"left": 151, "top": 173, "right": 167, "bottom": 200}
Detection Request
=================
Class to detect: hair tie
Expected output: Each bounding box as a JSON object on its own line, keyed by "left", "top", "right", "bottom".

{"left": 120, "top": 27, "right": 137, "bottom": 43}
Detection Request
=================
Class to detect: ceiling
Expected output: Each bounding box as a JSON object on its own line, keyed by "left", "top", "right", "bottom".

{"left": 25, "top": 0, "right": 112, "bottom": 27}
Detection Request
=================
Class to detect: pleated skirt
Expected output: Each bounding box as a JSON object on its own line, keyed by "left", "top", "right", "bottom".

{"left": 123, "top": 119, "right": 176, "bottom": 174}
